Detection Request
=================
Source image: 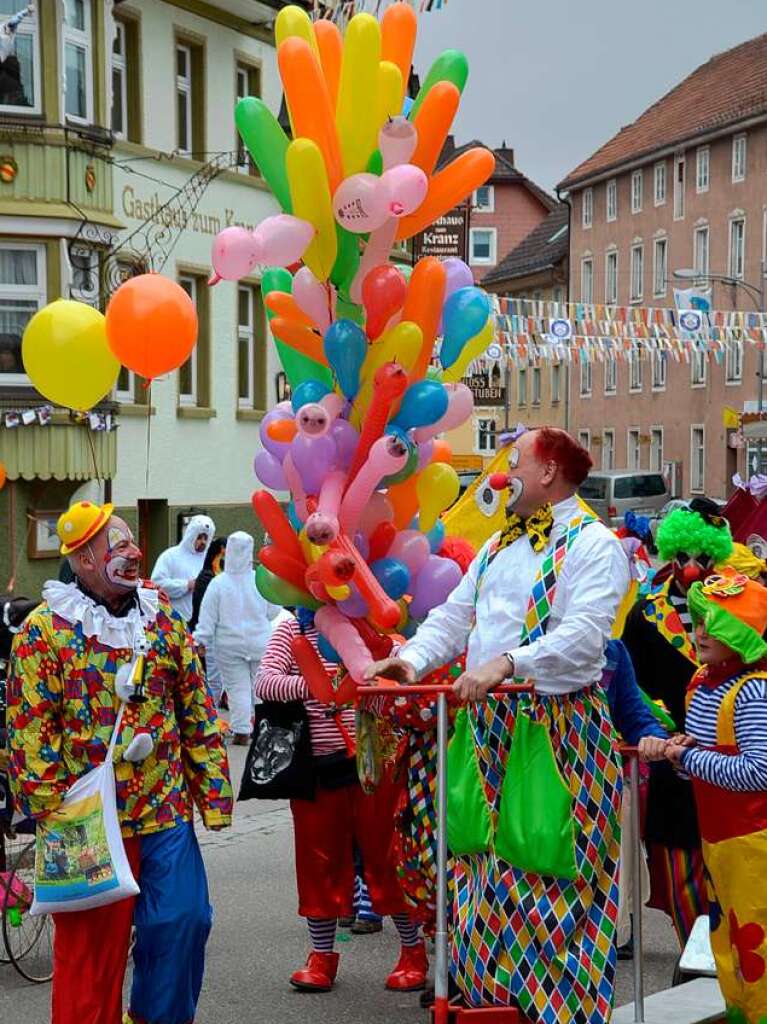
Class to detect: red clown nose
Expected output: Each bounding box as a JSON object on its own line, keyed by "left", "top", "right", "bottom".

{"left": 489, "top": 472, "right": 511, "bottom": 491}
{"left": 681, "top": 562, "right": 706, "bottom": 587}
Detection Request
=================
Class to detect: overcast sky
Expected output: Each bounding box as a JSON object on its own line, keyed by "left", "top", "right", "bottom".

{"left": 412, "top": 0, "right": 767, "bottom": 195}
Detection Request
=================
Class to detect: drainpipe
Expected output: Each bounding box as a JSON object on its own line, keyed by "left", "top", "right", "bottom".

{"left": 555, "top": 185, "right": 572, "bottom": 433}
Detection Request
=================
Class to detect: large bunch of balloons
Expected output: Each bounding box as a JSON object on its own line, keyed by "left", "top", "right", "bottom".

{"left": 235, "top": 4, "right": 496, "bottom": 682}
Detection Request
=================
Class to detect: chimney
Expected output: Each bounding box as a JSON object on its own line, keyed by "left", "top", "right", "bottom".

{"left": 497, "top": 139, "right": 515, "bottom": 166}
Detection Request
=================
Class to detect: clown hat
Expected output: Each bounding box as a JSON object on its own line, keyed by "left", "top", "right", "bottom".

{"left": 688, "top": 569, "right": 767, "bottom": 664}
{"left": 656, "top": 498, "right": 733, "bottom": 564}
{"left": 58, "top": 501, "right": 114, "bottom": 556}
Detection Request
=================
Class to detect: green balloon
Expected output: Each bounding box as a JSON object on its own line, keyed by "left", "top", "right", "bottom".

{"left": 330, "top": 224, "right": 360, "bottom": 300}
{"left": 367, "top": 150, "right": 384, "bottom": 176}
{"left": 382, "top": 444, "right": 418, "bottom": 486}
{"left": 409, "top": 50, "right": 469, "bottom": 121}
{"left": 260, "top": 267, "right": 334, "bottom": 390}
{"left": 235, "top": 97, "right": 292, "bottom": 213}
{"left": 256, "top": 564, "right": 321, "bottom": 611}
{"left": 336, "top": 297, "right": 364, "bottom": 325}
{"left": 261, "top": 266, "right": 293, "bottom": 309}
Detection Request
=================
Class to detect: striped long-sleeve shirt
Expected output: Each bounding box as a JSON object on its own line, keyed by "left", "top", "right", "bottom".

{"left": 254, "top": 617, "right": 355, "bottom": 757}
{"left": 683, "top": 672, "right": 767, "bottom": 791}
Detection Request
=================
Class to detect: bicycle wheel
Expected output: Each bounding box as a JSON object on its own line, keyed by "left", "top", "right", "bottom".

{"left": 2, "top": 836, "right": 53, "bottom": 983}
{"left": 0, "top": 828, "right": 31, "bottom": 965}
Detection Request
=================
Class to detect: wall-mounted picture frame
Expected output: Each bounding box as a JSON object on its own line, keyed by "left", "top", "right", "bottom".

{"left": 28, "top": 510, "right": 65, "bottom": 560}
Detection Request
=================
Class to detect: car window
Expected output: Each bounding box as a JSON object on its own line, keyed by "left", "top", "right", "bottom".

{"left": 614, "top": 474, "right": 666, "bottom": 499}
{"left": 579, "top": 477, "right": 607, "bottom": 500}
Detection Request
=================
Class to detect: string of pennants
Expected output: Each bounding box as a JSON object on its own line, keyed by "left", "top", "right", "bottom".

{"left": 0, "top": 406, "right": 116, "bottom": 432}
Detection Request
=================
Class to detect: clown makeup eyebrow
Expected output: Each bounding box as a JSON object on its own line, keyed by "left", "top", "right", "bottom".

{"left": 509, "top": 447, "right": 520, "bottom": 469}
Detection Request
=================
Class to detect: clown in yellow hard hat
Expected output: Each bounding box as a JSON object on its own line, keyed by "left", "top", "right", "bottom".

{"left": 57, "top": 501, "right": 114, "bottom": 556}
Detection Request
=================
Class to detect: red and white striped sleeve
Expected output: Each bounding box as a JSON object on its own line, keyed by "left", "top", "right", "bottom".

{"left": 254, "top": 619, "right": 310, "bottom": 703}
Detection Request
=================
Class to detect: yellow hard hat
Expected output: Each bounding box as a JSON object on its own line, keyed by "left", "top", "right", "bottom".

{"left": 58, "top": 501, "right": 114, "bottom": 556}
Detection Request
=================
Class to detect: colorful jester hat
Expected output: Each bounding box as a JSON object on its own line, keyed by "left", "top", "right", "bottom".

{"left": 656, "top": 497, "right": 734, "bottom": 564}
{"left": 688, "top": 569, "right": 767, "bottom": 664}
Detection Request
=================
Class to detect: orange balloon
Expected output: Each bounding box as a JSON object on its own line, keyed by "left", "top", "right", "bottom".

{"left": 411, "top": 81, "right": 461, "bottom": 176}
{"left": 278, "top": 37, "right": 343, "bottom": 193}
{"left": 270, "top": 317, "right": 329, "bottom": 366}
{"left": 431, "top": 440, "right": 453, "bottom": 465}
{"left": 381, "top": 2, "right": 417, "bottom": 106}
{"left": 105, "top": 274, "right": 197, "bottom": 380}
{"left": 0, "top": 462, "right": 6, "bottom": 491}
{"left": 313, "top": 20, "right": 343, "bottom": 111}
{"left": 387, "top": 474, "right": 420, "bottom": 530}
{"left": 267, "top": 419, "right": 298, "bottom": 443}
{"left": 396, "top": 148, "right": 496, "bottom": 241}
{"left": 402, "top": 257, "right": 447, "bottom": 385}
{"left": 265, "top": 291, "right": 316, "bottom": 328}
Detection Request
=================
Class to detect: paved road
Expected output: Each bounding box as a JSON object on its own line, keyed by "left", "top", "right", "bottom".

{"left": 0, "top": 744, "right": 681, "bottom": 1022}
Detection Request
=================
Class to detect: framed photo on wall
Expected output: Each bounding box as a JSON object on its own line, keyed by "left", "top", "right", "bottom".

{"left": 28, "top": 510, "right": 65, "bottom": 560}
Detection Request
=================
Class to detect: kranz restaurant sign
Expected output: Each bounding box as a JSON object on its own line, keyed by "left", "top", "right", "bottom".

{"left": 414, "top": 203, "right": 469, "bottom": 260}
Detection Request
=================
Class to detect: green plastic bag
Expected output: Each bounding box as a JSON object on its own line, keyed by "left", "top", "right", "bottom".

{"left": 495, "top": 710, "right": 577, "bottom": 879}
{"left": 447, "top": 708, "right": 492, "bottom": 855}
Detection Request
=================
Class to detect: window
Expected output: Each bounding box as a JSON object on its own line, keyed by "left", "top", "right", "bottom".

{"left": 111, "top": 18, "right": 140, "bottom": 141}
{"left": 627, "top": 429, "right": 641, "bottom": 470}
{"left": 553, "top": 286, "right": 564, "bottom": 306}
{"left": 0, "top": 243, "right": 46, "bottom": 385}
{"left": 604, "top": 353, "right": 616, "bottom": 394}
{"left": 531, "top": 367, "right": 541, "bottom": 406}
{"left": 113, "top": 259, "right": 144, "bottom": 402}
{"left": 674, "top": 154, "right": 685, "bottom": 220}
{"left": 602, "top": 430, "right": 615, "bottom": 471}
{"left": 178, "top": 275, "right": 198, "bottom": 403}
{"left": 177, "top": 273, "right": 210, "bottom": 408}
{"left": 614, "top": 474, "right": 667, "bottom": 499}
{"left": 630, "top": 244, "right": 644, "bottom": 302}
{"left": 650, "top": 428, "right": 664, "bottom": 472}
{"left": 654, "top": 237, "right": 668, "bottom": 297}
{"left": 176, "top": 45, "right": 193, "bottom": 155}
{"left": 580, "top": 357, "right": 592, "bottom": 397}
{"left": 654, "top": 161, "right": 666, "bottom": 206}
{"left": 0, "top": 1, "right": 40, "bottom": 113}
{"left": 518, "top": 367, "right": 527, "bottom": 405}
{"left": 696, "top": 146, "right": 709, "bottom": 193}
{"left": 732, "top": 134, "right": 747, "bottom": 182}
{"left": 605, "top": 250, "right": 618, "bottom": 304}
{"left": 629, "top": 344, "right": 643, "bottom": 392}
{"left": 606, "top": 179, "right": 617, "bottom": 222}
{"left": 469, "top": 228, "right": 496, "bottom": 266}
{"left": 691, "top": 346, "right": 707, "bottom": 387}
{"left": 729, "top": 218, "right": 745, "bottom": 279}
{"left": 63, "top": 0, "right": 94, "bottom": 123}
{"left": 690, "top": 426, "right": 705, "bottom": 492}
{"left": 651, "top": 351, "right": 667, "bottom": 391}
{"left": 581, "top": 257, "right": 593, "bottom": 303}
{"left": 694, "top": 225, "right": 710, "bottom": 280}
{"left": 473, "top": 185, "right": 495, "bottom": 212}
{"left": 631, "top": 170, "right": 642, "bottom": 214}
{"left": 69, "top": 244, "right": 100, "bottom": 306}
{"left": 726, "top": 341, "right": 743, "bottom": 384}
{"left": 582, "top": 188, "right": 593, "bottom": 229}
{"left": 476, "top": 417, "right": 496, "bottom": 453}
{"left": 238, "top": 284, "right": 267, "bottom": 409}
{"left": 578, "top": 430, "right": 590, "bottom": 451}
{"left": 551, "top": 363, "right": 561, "bottom": 403}
{"left": 236, "top": 62, "right": 261, "bottom": 174}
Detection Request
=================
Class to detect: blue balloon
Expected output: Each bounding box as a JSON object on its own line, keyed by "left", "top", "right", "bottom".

{"left": 425, "top": 520, "right": 445, "bottom": 553}
{"left": 382, "top": 426, "right": 417, "bottom": 486}
{"left": 323, "top": 319, "right": 368, "bottom": 398}
{"left": 370, "top": 557, "right": 410, "bottom": 600}
{"left": 291, "top": 378, "right": 330, "bottom": 413}
{"left": 287, "top": 501, "right": 302, "bottom": 531}
{"left": 402, "top": 96, "right": 414, "bottom": 117}
{"left": 440, "top": 287, "right": 491, "bottom": 369}
{"left": 390, "top": 379, "right": 448, "bottom": 431}
{"left": 318, "top": 635, "right": 342, "bottom": 664}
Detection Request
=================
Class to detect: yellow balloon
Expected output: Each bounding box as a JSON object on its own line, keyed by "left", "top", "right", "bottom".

{"left": 417, "top": 462, "right": 460, "bottom": 532}
{"left": 22, "top": 299, "right": 119, "bottom": 411}
{"left": 299, "top": 530, "right": 326, "bottom": 564}
{"left": 275, "top": 4, "right": 320, "bottom": 60}
{"left": 442, "top": 317, "right": 495, "bottom": 384}
{"left": 327, "top": 583, "right": 351, "bottom": 601}
{"left": 336, "top": 13, "right": 381, "bottom": 176}
{"left": 352, "top": 320, "right": 422, "bottom": 425}
{"left": 376, "top": 60, "right": 403, "bottom": 131}
{"left": 286, "top": 138, "right": 338, "bottom": 281}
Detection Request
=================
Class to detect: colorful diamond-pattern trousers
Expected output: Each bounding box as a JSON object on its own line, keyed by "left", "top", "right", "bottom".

{"left": 452, "top": 689, "right": 622, "bottom": 1024}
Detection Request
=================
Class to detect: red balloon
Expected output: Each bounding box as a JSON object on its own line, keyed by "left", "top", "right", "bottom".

{"left": 362, "top": 265, "right": 407, "bottom": 340}
{"left": 251, "top": 491, "right": 305, "bottom": 563}
{"left": 368, "top": 520, "right": 396, "bottom": 562}
{"left": 259, "top": 544, "right": 307, "bottom": 592}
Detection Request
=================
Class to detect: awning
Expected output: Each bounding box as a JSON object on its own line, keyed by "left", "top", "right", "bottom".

{"left": 0, "top": 421, "right": 117, "bottom": 481}
{"left": 743, "top": 420, "right": 767, "bottom": 441}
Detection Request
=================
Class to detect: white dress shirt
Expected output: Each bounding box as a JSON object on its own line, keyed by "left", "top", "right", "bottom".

{"left": 400, "top": 496, "right": 630, "bottom": 694}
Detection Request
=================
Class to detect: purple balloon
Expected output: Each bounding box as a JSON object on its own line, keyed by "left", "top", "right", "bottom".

{"left": 330, "top": 418, "right": 359, "bottom": 470}
{"left": 290, "top": 433, "right": 337, "bottom": 495}
{"left": 254, "top": 450, "right": 288, "bottom": 490}
{"left": 439, "top": 257, "right": 474, "bottom": 334}
{"left": 389, "top": 529, "right": 430, "bottom": 576}
{"left": 259, "top": 407, "right": 293, "bottom": 459}
{"left": 409, "top": 555, "right": 461, "bottom": 619}
{"left": 416, "top": 440, "right": 434, "bottom": 471}
{"left": 354, "top": 532, "right": 370, "bottom": 561}
{"left": 338, "top": 585, "right": 368, "bottom": 618}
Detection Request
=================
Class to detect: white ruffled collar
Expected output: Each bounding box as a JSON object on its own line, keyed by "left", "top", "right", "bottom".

{"left": 42, "top": 580, "right": 160, "bottom": 650}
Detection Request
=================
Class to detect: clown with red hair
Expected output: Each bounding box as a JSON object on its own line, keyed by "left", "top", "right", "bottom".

{"left": 367, "top": 427, "right": 630, "bottom": 1023}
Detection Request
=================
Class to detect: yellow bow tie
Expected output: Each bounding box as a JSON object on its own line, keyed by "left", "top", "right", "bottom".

{"left": 498, "top": 503, "right": 554, "bottom": 554}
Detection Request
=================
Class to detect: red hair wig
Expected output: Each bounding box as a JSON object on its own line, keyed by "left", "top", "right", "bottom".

{"left": 532, "top": 427, "right": 593, "bottom": 487}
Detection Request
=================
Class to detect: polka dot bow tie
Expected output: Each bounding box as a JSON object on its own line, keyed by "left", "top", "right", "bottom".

{"left": 498, "top": 503, "right": 554, "bottom": 554}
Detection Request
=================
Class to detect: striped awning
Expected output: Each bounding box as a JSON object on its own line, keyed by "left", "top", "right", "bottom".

{"left": 0, "top": 420, "right": 116, "bottom": 481}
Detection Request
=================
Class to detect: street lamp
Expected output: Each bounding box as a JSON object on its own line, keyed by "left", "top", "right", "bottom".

{"left": 673, "top": 265, "right": 767, "bottom": 472}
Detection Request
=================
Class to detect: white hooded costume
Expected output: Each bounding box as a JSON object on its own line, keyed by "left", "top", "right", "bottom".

{"left": 193, "top": 531, "right": 279, "bottom": 735}
{"left": 151, "top": 514, "right": 215, "bottom": 622}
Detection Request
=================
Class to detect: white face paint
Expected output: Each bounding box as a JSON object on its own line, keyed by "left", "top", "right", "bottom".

{"left": 102, "top": 525, "right": 142, "bottom": 589}
{"left": 505, "top": 445, "right": 524, "bottom": 511}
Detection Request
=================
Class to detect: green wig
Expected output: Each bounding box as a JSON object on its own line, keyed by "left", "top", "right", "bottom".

{"left": 656, "top": 507, "right": 733, "bottom": 563}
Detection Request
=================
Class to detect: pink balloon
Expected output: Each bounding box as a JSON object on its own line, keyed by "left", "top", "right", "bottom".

{"left": 333, "top": 173, "right": 389, "bottom": 234}
{"left": 388, "top": 529, "right": 430, "bottom": 577}
{"left": 293, "top": 267, "right": 337, "bottom": 334}
{"left": 295, "top": 402, "right": 331, "bottom": 438}
{"left": 358, "top": 491, "right": 394, "bottom": 537}
{"left": 253, "top": 214, "right": 314, "bottom": 267}
{"left": 413, "top": 383, "right": 475, "bottom": 443}
{"left": 209, "top": 226, "right": 260, "bottom": 285}
{"left": 339, "top": 435, "right": 408, "bottom": 535}
{"left": 305, "top": 469, "right": 345, "bottom": 545}
{"left": 283, "top": 453, "right": 308, "bottom": 522}
{"left": 254, "top": 450, "right": 288, "bottom": 490}
{"left": 410, "top": 555, "right": 462, "bottom": 619}
{"left": 439, "top": 257, "right": 475, "bottom": 333}
{"left": 321, "top": 392, "right": 345, "bottom": 421}
{"left": 379, "top": 117, "right": 417, "bottom": 171}
{"left": 350, "top": 219, "right": 397, "bottom": 303}
{"left": 315, "top": 606, "right": 373, "bottom": 683}
{"left": 330, "top": 418, "right": 359, "bottom": 470}
{"left": 381, "top": 165, "right": 428, "bottom": 218}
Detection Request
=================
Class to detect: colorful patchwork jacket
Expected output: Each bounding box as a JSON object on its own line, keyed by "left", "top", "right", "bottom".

{"left": 7, "top": 582, "right": 233, "bottom": 837}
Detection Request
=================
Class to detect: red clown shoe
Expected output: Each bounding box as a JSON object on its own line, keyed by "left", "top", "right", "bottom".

{"left": 385, "top": 939, "right": 429, "bottom": 990}
{"left": 290, "top": 951, "right": 340, "bottom": 992}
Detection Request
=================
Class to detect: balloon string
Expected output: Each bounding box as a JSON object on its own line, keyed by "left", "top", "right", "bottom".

{"left": 144, "top": 382, "right": 152, "bottom": 492}
{"left": 85, "top": 422, "right": 101, "bottom": 483}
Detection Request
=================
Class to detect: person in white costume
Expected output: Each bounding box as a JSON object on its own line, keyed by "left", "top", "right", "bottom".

{"left": 194, "top": 532, "right": 279, "bottom": 744}
{"left": 151, "top": 515, "right": 215, "bottom": 622}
